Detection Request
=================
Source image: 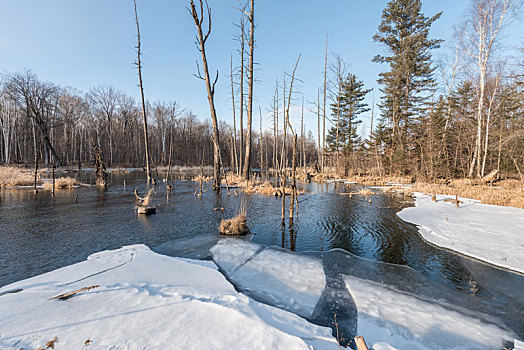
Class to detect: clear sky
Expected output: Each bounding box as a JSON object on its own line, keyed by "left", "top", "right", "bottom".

{"left": 0, "top": 0, "right": 522, "bottom": 139}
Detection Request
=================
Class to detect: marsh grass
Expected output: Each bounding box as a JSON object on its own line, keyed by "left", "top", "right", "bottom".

{"left": 42, "top": 176, "right": 77, "bottom": 189}
{"left": 0, "top": 166, "right": 35, "bottom": 186}
{"left": 412, "top": 181, "right": 524, "bottom": 208}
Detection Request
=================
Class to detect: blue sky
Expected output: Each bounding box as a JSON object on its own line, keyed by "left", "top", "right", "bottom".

{"left": 0, "top": 0, "right": 522, "bottom": 138}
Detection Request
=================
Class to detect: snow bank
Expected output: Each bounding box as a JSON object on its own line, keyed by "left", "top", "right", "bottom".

{"left": 0, "top": 245, "right": 337, "bottom": 350}
{"left": 345, "top": 275, "right": 514, "bottom": 350}
{"left": 211, "top": 239, "right": 326, "bottom": 318}
{"left": 398, "top": 193, "right": 524, "bottom": 274}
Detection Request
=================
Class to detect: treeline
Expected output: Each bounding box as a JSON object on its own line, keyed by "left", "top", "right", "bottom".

{"left": 0, "top": 71, "right": 318, "bottom": 170}
{"left": 319, "top": 0, "right": 524, "bottom": 180}
{"left": 1, "top": 0, "right": 523, "bottom": 182}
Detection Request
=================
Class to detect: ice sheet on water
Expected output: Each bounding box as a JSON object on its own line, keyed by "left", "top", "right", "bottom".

{"left": 152, "top": 233, "right": 219, "bottom": 260}
{"left": 398, "top": 193, "right": 524, "bottom": 273}
{"left": 210, "top": 239, "right": 520, "bottom": 349}
{"left": 345, "top": 275, "right": 514, "bottom": 350}
{"left": 316, "top": 249, "right": 522, "bottom": 342}
{"left": 211, "top": 238, "right": 326, "bottom": 318}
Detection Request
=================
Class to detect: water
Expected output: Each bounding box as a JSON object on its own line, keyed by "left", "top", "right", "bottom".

{"left": 0, "top": 171, "right": 522, "bottom": 340}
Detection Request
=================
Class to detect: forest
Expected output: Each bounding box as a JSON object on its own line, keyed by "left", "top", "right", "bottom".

{"left": 0, "top": 0, "right": 522, "bottom": 184}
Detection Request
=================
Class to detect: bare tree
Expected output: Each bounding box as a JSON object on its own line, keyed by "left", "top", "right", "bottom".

{"left": 134, "top": 0, "right": 152, "bottom": 183}
{"left": 0, "top": 88, "right": 17, "bottom": 164}
{"left": 230, "top": 55, "right": 239, "bottom": 174}
{"left": 189, "top": 0, "right": 222, "bottom": 191}
{"left": 460, "top": 0, "right": 521, "bottom": 178}
{"left": 242, "top": 0, "right": 255, "bottom": 179}
{"left": 6, "top": 71, "right": 63, "bottom": 166}
{"left": 88, "top": 85, "right": 119, "bottom": 166}
{"left": 322, "top": 35, "right": 328, "bottom": 174}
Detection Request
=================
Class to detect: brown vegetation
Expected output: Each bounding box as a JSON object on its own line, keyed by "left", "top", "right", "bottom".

{"left": 42, "top": 177, "right": 78, "bottom": 189}
{"left": 411, "top": 181, "right": 524, "bottom": 208}
{"left": 219, "top": 213, "right": 250, "bottom": 235}
{"left": 0, "top": 166, "right": 35, "bottom": 186}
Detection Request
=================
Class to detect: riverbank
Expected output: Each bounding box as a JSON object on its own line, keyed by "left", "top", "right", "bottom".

{"left": 398, "top": 192, "right": 524, "bottom": 274}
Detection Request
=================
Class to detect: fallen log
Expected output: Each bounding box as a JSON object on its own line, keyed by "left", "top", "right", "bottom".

{"left": 479, "top": 169, "right": 498, "bottom": 185}
{"left": 354, "top": 336, "right": 369, "bottom": 350}
{"left": 49, "top": 285, "right": 100, "bottom": 300}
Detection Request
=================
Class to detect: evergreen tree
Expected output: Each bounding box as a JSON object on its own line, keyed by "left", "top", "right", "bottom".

{"left": 326, "top": 73, "right": 371, "bottom": 155}
{"left": 373, "top": 0, "right": 442, "bottom": 173}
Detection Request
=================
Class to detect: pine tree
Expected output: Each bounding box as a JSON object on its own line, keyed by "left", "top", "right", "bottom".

{"left": 373, "top": 0, "right": 442, "bottom": 174}
{"left": 326, "top": 73, "right": 371, "bottom": 155}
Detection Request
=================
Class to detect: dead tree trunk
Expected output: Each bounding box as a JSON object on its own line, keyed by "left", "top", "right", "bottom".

{"left": 94, "top": 145, "right": 108, "bottom": 188}
{"left": 134, "top": 0, "right": 152, "bottom": 183}
{"left": 289, "top": 134, "right": 297, "bottom": 224}
{"left": 242, "top": 0, "right": 255, "bottom": 180}
{"left": 284, "top": 56, "right": 301, "bottom": 224}
{"left": 230, "top": 55, "right": 239, "bottom": 175}
{"left": 238, "top": 12, "right": 246, "bottom": 176}
{"left": 189, "top": 0, "right": 222, "bottom": 191}
{"left": 322, "top": 35, "right": 328, "bottom": 175}
{"left": 259, "top": 106, "right": 263, "bottom": 174}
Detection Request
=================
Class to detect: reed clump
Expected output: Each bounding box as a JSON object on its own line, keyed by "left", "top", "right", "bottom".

{"left": 357, "top": 188, "right": 374, "bottom": 196}
{"left": 43, "top": 176, "right": 77, "bottom": 189}
{"left": 219, "top": 213, "right": 249, "bottom": 235}
{"left": 192, "top": 174, "right": 212, "bottom": 182}
{"left": 0, "top": 166, "right": 36, "bottom": 186}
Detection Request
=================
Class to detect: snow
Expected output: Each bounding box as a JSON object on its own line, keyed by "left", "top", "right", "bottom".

{"left": 1, "top": 236, "right": 521, "bottom": 349}
{"left": 0, "top": 244, "right": 337, "bottom": 350}
{"left": 398, "top": 193, "right": 524, "bottom": 274}
{"left": 211, "top": 239, "right": 326, "bottom": 318}
{"left": 344, "top": 275, "right": 515, "bottom": 350}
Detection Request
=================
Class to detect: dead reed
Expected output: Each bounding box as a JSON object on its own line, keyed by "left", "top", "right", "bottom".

{"left": 219, "top": 195, "right": 250, "bottom": 235}
{"left": 0, "top": 166, "right": 35, "bottom": 186}
{"left": 411, "top": 181, "right": 524, "bottom": 208}
{"left": 219, "top": 213, "right": 249, "bottom": 235}
{"left": 42, "top": 176, "right": 77, "bottom": 189}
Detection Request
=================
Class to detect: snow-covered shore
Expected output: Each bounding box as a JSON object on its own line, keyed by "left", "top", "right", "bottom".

{"left": 0, "top": 245, "right": 337, "bottom": 350}
{"left": 1, "top": 240, "right": 518, "bottom": 350}
{"left": 398, "top": 193, "right": 524, "bottom": 274}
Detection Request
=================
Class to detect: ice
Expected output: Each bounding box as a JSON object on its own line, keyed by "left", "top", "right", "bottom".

{"left": 398, "top": 193, "right": 524, "bottom": 273}
{"left": 0, "top": 244, "right": 337, "bottom": 350}
{"left": 345, "top": 275, "right": 515, "bottom": 350}
{"left": 211, "top": 238, "right": 326, "bottom": 318}
{"left": 2, "top": 235, "right": 522, "bottom": 349}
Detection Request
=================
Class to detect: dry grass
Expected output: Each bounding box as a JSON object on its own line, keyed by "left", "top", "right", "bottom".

{"left": 42, "top": 177, "right": 77, "bottom": 189}
{"left": 344, "top": 175, "right": 414, "bottom": 186}
{"left": 412, "top": 181, "right": 524, "bottom": 208}
{"left": 0, "top": 166, "right": 36, "bottom": 186}
{"left": 357, "top": 188, "right": 374, "bottom": 196}
{"left": 219, "top": 213, "right": 250, "bottom": 235}
{"left": 192, "top": 174, "right": 212, "bottom": 182}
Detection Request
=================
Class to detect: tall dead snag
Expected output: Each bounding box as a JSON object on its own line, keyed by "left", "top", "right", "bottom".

{"left": 284, "top": 55, "right": 301, "bottom": 224}
{"left": 189, "top": 0, "right": 222, "bottom": 191}
{"left": 242, "top": 0, "right": 255, "bottom": 180}
{"left": 166, "top": 102, "right": 177, "bottom": 190}
{"left": 289, "top": 134, "right": 297, "bottom": 224}
{"left": 93, "top": 145, "right": 108, "bottom": 188}
{"left": 230, "top": 55, "right": 239, "bottom": 175}
{"left": 322, "top": 35, "right": 328, "bottom": 175}
{"left": 134, "top": 0, "right": 152, "bottom": 183}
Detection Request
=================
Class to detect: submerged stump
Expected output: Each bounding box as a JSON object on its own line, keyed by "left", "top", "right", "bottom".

{"left": 135, "top": 188, "right": 156, "bottom": 215}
